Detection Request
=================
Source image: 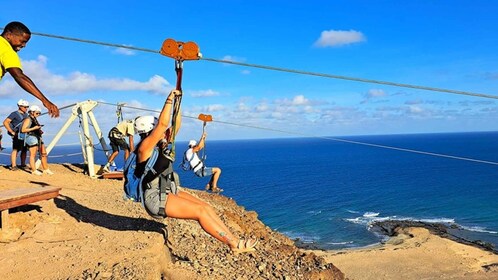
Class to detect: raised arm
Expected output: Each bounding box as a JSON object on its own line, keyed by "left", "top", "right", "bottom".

{"left": 138, "top": 90, "right": 182, "bottom": 161}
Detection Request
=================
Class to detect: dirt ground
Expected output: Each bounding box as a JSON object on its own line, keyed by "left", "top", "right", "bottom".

{"left": 0, "top": 164, "right": 343, "bottom": 280}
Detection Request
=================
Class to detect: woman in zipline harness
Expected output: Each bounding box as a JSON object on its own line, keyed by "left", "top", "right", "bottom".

{"left": 134, "top": 89, "right": 258, "bottom": 254}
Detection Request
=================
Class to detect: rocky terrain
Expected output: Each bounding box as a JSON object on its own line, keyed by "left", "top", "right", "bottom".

{"left": 0, "top": 163, "right": 344, "bottom": 279}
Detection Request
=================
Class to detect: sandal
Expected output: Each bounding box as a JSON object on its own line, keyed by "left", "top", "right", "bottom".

{"left": 212, "top": 188, "right": 224, "bottom": 193}
{"left": 205, "top": 184, "right": 211, "bottom": 191}
{"left": 232, "top": 238, "right": 258, "bottom": 254}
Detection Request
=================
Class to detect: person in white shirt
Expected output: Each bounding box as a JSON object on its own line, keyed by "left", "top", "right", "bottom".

{"left": 185, "top": 132, "right": 223, "bottom": 193}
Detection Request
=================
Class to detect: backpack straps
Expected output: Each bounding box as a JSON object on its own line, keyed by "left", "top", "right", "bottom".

{"left": 139, "top": 148, "right": 159, "bottom": 207}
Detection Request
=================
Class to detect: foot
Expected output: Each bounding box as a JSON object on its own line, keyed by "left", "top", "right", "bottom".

{"left": 212, "top": 187, "right": 224, "bottom": 193}
{"left": 102, "top": 165, "right": 110, "bottom": 173}
{"left": 205, "top": 184, "right": 211, "bottom": 191}
{"left": 32, "top": 170, "right": 43, "bottom": 176}
{"left": 43, "top": 169, "right": 54, "bottom": 175}
{"left": 11, "top": 166, "right": 19, "bottom": 171}
{"left": 231, "top": 239, "right": 258, "bottom": 254}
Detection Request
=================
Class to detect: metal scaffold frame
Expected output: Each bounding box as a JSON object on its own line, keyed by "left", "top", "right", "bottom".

{"left": 42, "top": 100, "right": 110, "bottom": 178}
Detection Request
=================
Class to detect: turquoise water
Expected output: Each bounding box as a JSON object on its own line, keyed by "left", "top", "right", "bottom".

{"left": 26, "top": 132, "right": 498, "bottom": 250}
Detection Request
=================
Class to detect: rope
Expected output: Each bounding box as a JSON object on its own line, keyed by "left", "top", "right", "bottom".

{"left": 3, "top": 29, "right": 494, "bottom": 100}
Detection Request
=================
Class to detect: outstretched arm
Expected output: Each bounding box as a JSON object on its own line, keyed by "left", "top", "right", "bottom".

{"left": 138, "top": 89, "right": 182, "bottom": 161}
{"left": 193, "top": 132, "right": 206, "bottom": 153}
{"left": 8, "top": 67, "right": 60, "bottom": 117}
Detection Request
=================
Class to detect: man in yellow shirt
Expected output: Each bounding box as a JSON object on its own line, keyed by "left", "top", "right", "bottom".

{"left": 1, "top": 21, "right": 59, "bottom": 117}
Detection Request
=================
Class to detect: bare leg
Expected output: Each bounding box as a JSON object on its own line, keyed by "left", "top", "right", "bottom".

{"left": 107, "top": 151, "right": 119, "bottom": 163}
{"left": 176, "top": 191, "right": 232, "bottom": 235}
{"left": 28, "top": 146, "right": 38, "bottom": 172}
{"left": 165, "top": 192, "right": 238, "bottom": 249}
{"left": 10, "top": 149, "right": 18, "bottom": 168}
{"left": 39, "top": 144, "right": 49, "bottom": 170}
{"left": 211, "top": 167, "right": 222, "bottom": 190}
{"left": 20, "top": 148, "right": 27, "bottom": 166}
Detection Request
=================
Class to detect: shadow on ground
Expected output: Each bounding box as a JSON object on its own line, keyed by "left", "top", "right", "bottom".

{"left": 54, "top": 195, "right": 164, "bottom": 233}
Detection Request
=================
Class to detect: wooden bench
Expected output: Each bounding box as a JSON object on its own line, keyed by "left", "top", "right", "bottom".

{"left": 102, "top": 171, "right": 124, "bottom": 180}
{"left": 0, "top": 186, "right": 61, "bottom": 229}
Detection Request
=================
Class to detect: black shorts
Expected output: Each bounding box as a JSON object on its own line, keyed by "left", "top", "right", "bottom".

{"left": 109, "top": 137, "right": 129, "bottom": 153}
{"left": 12, "top": 136, "right": 26, "bottom": 151}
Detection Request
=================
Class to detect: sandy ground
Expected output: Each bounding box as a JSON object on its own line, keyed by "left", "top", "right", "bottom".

{"left": 310, "top": 227, "right": 498, "bottom": 280}
{"left": 1, "top": 163, "right": 497, "bottom": 279}
{"left": 0, "top": 163, "right": 343, "bottom": 280}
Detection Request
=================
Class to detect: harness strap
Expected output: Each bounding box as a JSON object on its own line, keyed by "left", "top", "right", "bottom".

{"left": 157, "top": 164, "right": 173, "bottom": 217}
{"left": 138, "top": 148, "right": 159, "bottom": 207}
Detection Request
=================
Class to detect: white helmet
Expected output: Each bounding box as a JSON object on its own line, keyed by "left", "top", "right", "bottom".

{"left": 188, "top": 140, "right": 197, "bottom": 147}
{"left": 29, "top": 105, "right": 42, "bottom": 113}
{"left": 134, "top": 116, "right": 158, "bottom": 134}
{"left": 17, "top": 99, "right": 29, "bottom": 107}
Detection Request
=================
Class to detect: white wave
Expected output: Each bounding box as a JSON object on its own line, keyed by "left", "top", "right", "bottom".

{"left": 346, "top": 209, "right": 360, "bottom": 214}
{"left": 345, "top": 214, "right": 456, "bottom": 228}
{"left": 283, "top": 231, "right": 321, "bottom": 243}
{"left": 327, "top": 241, "right": 354, "bottom": 245}
{"left": 418, "top": 218, "right": 455, "bottom": 224}
{"left": 460, "top": 225, "right": 498, "bottom": 234}
{"left": 363, "top": 212, "right": 379, "bottom": 217}
{"left": 307, "top": 210, "right": 322, "bottom": 216}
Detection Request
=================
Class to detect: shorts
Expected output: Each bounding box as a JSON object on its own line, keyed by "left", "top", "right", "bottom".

{"left": 25, "top": 135, "right": 40, "bottom": 147}
{"left": 143, "top": 172, "right": 180, "bottom": 219}
{"left": 195, "top": 167, "right": 213, "bottom": 177}
{"left": 12, "top": 136, "right": 26, "bottom": 151}
{"left": 109, "top": 137, "right": 129, "bottom": 153}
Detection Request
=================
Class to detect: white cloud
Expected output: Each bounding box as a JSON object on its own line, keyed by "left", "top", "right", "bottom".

{"left": 367, "top": 89, "right": 386, "bottom": 98}
{"left": 221, "top": 55, "right": 246, "bottom": 66}
{"left": 0, "top": 56, "right": 170, "bottom": 96}
{"left": 113, "top": 46, "right": 136, "bottom": 56}
{"left": 190, "top": 89, "right": 220, "bottom": 98}
{"left": 361, "top": 89, "right": 388, "bottom": 104}
{"left": 274, "top": 94, "right": 327, "bottom": 107}
{"left": 314, "top": 29, "right": 366, "bottom": 47}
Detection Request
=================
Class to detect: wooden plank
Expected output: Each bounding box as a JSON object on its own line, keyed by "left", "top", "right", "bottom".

{"left": 0, "top": 187, "right": 61, "bottom": 211}
{"left": 102, "top": 172, "right": 124, "bottom": 180}
{"left": 1, "top": 209, "right": 8, "bottom": 229}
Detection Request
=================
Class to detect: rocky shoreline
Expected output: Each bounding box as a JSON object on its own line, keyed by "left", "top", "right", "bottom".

{"left": 369, "top": 220, "right": 497, "bottom": 254}
{"left": 295, "top": 219, "right": 497, "bottom": 255}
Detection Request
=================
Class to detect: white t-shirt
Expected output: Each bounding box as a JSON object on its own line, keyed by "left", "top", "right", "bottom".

{"left": 185, "top": 148, "right": 203, "bottom": 172}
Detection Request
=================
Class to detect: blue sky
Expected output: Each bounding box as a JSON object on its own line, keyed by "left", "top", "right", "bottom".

{"left": 1, "top": 1, "right": 498, "bottom": 141}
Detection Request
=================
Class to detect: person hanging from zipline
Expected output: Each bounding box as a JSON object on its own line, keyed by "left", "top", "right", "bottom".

{"left": 184, "top": 132, "right": 223, "bottom": 193}
{"left": 103, "top": 119, "right": 135, "bottom": 172}
{"left": 130, "top": 89, "right": 257, "bottom": 254}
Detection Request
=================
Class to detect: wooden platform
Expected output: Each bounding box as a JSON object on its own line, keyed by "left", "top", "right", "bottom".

{"left": 0, "top": 186, "right": 61, "bottom": 229}
{"left": 102, "top": 171, "right": 124, "bottom": 180}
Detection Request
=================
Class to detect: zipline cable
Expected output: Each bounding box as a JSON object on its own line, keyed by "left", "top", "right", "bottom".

{"left": 96, "top": 102, "right": 498, "bottom": 166}
{"left": 3, "top": 29, "right": 495, "bottom": 100}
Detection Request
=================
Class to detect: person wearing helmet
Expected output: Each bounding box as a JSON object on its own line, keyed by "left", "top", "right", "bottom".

{"left": 102, "top": 119, "right": 135, "bottom": 172}
{"left": 132, "top": 89, "right": 258, "bottom": 254}
{"left": 21, "top": 105, "right": 53, "bottom": 175}
{"left": 2, "top": 99, "right": 29, "bottom": 170}
{"left": 1, "top": 21, "right": 59, "bottom": 118}
{"left": 185, "top": 133, "right": 223, "bottom": 193}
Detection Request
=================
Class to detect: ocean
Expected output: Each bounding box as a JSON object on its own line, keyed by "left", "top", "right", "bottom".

{"left": 6, "top": 131, "right": 498, "bottom": 250}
